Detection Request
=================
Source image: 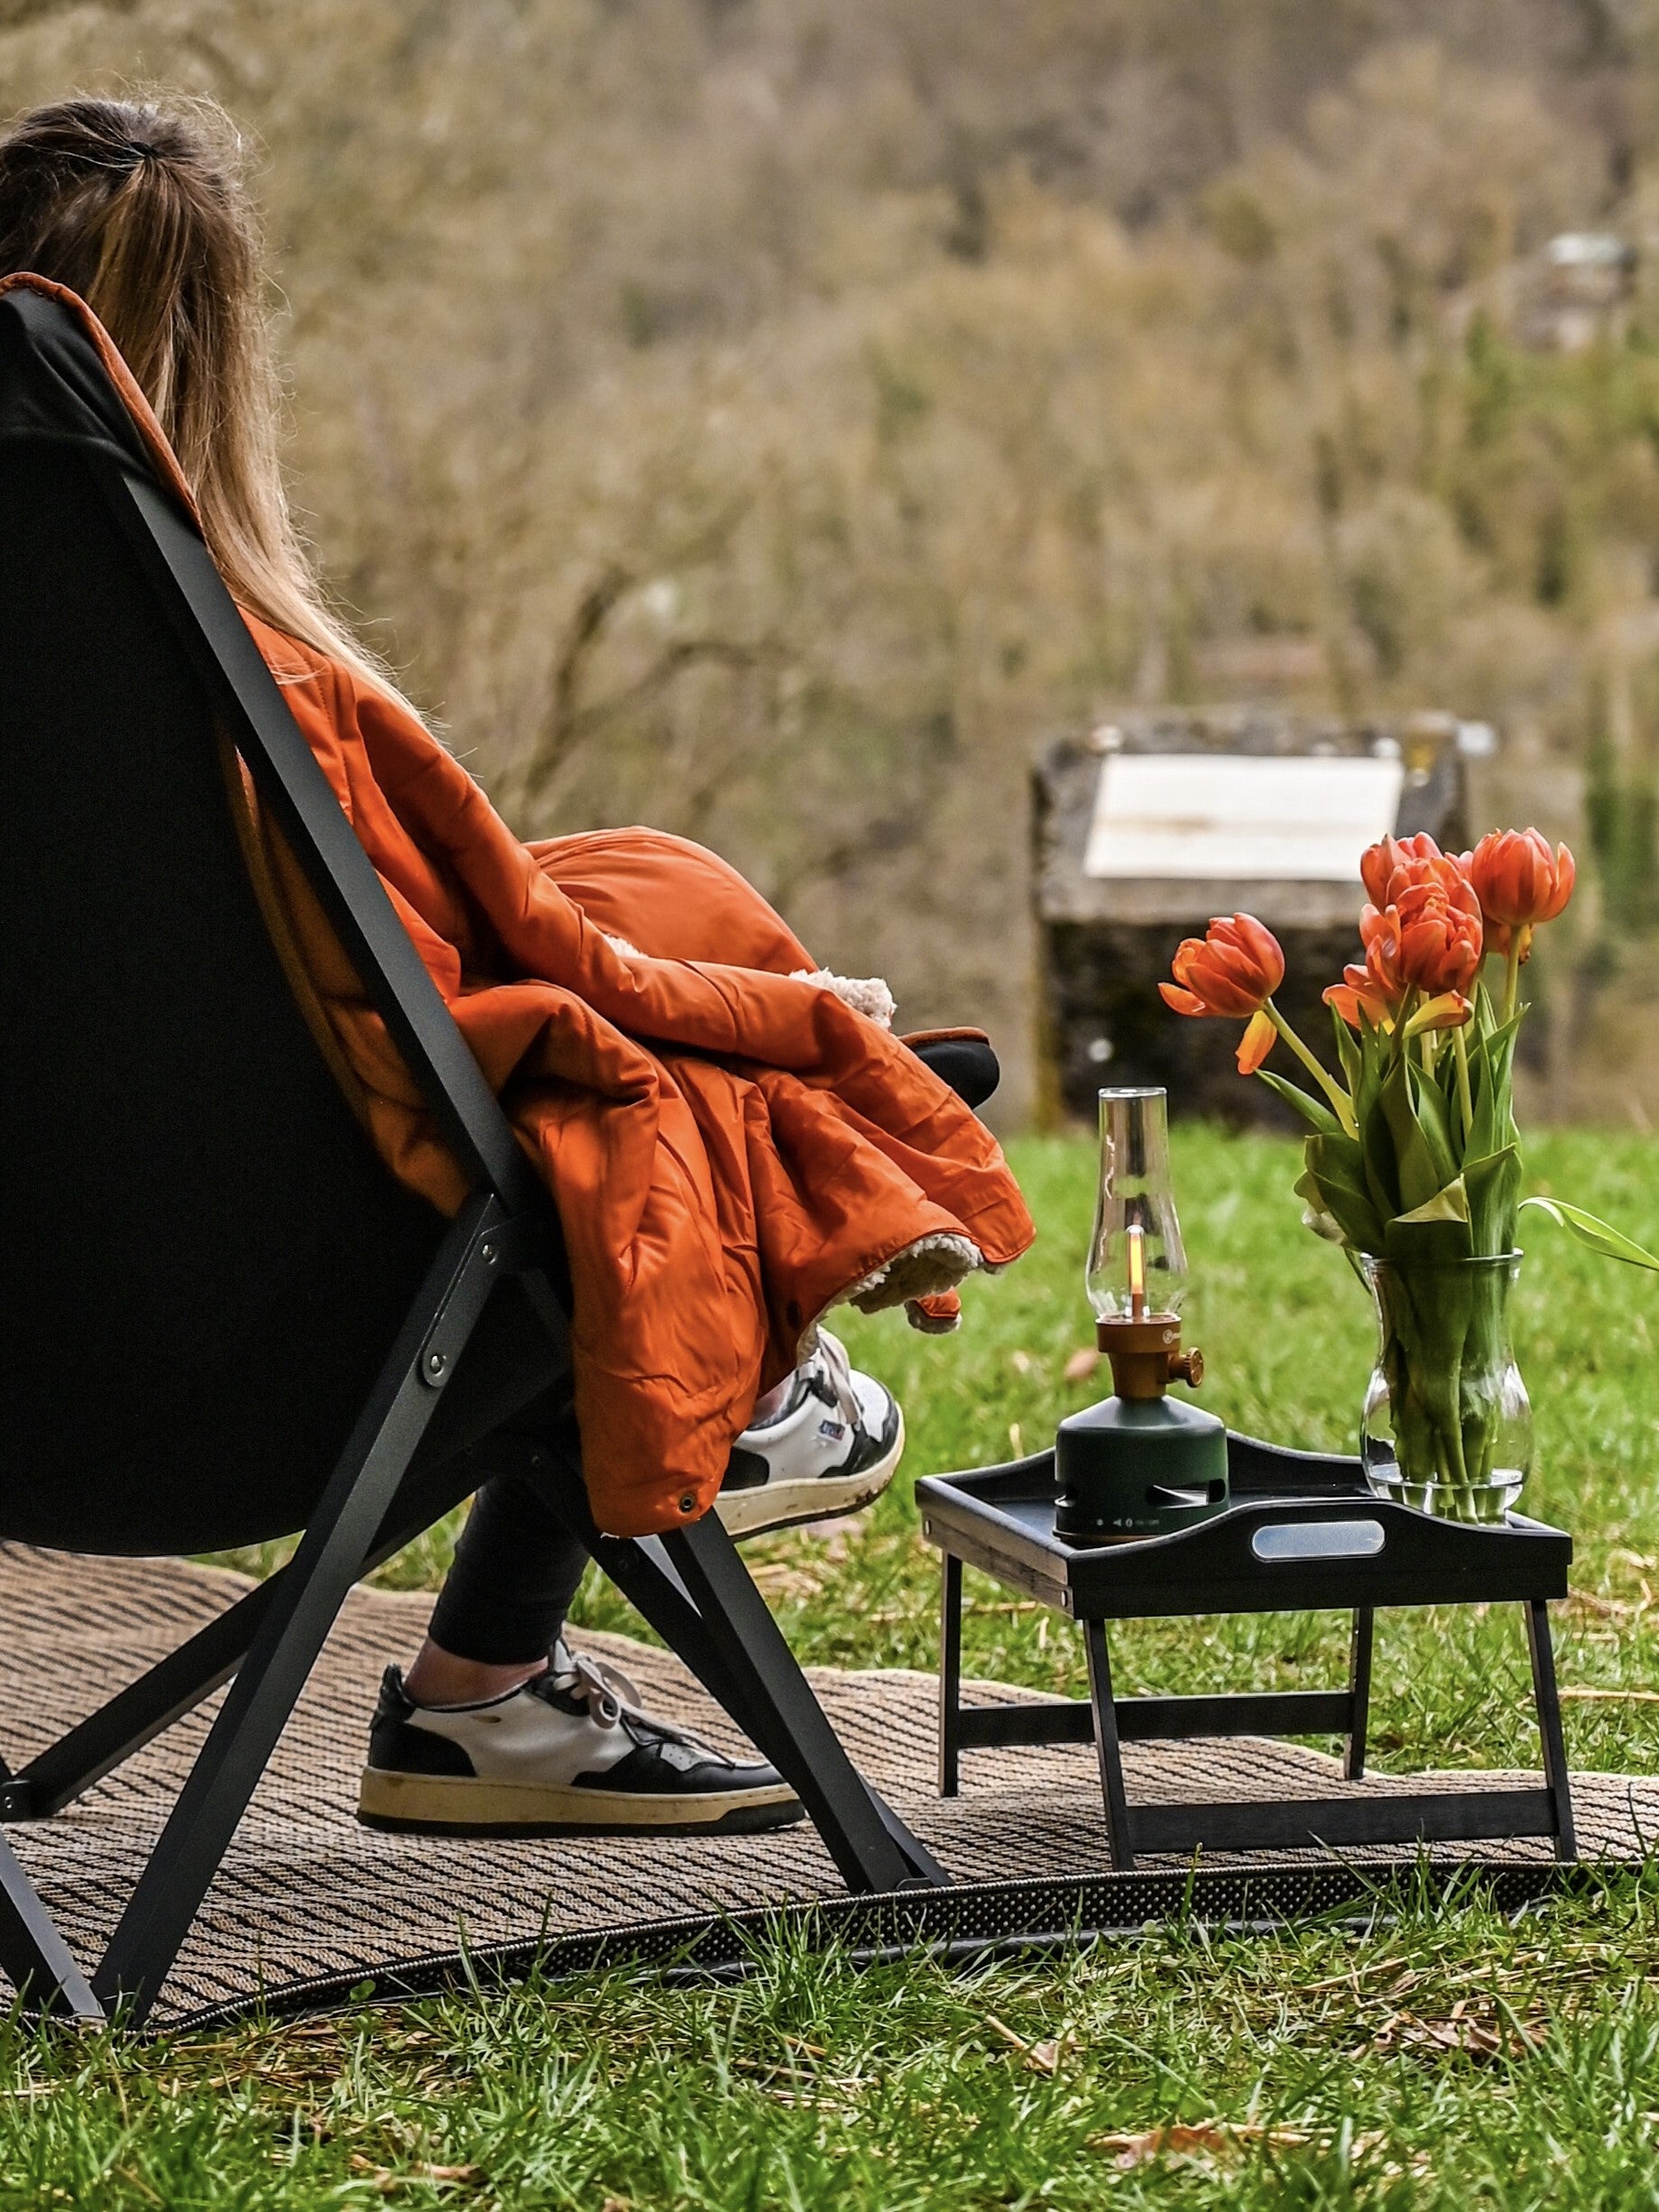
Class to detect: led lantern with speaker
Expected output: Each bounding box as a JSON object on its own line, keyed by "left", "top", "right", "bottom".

{"left": 1054, "top": 1086, "right": 1230, "bottom": 1544}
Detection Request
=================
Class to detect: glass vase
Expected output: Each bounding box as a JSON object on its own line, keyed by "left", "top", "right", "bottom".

{"left": 1360, "top": 1252, "right": 1533, "bottom": 1524}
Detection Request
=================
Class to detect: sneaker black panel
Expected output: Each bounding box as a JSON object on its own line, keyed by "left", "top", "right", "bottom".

{"left": 367, "top": 1665, "right": 479, "bottom": 1776}
{"left": 368, "top": 1715, "right": 478, "bottom": 1778}
{"left": 576, "top": 1742, "right": 788, "bottom": 1797}
{"left": 371, "top": 1662, "right": 416, "bottom": 1725}
{"left": 836, "top": 1400, "right": 902, "bottom": 1479}
{"left": 720, "top": 1445, "right": 771, "bottom": 1491}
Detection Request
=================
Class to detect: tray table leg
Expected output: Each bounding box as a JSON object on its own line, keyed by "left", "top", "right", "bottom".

{"left": 1083, "top": 1618, "right": 1136, "bottom": 1871}
{"left": 939, "top": 1553, "right": 963, "bottom": 1798}
{"left": 1344, "top": 1607, "right": 1374, "bottom": 1781}
{"left": 1524, "top": 1598, "right": 1577, "bottom": 1863}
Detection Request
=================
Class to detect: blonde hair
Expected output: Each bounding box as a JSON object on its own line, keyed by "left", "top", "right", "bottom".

{"left": 0, "top": 94, "right": 409, "bottom": 708}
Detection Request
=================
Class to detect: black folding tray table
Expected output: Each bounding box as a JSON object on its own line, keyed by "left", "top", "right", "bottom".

{"left": 917, "top": 1433, "right": 1575, "bottom": 1869}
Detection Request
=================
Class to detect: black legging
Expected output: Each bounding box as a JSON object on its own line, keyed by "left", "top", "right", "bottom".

{"left": 425, "top": 1396, "right": 591, "bottom": 1666}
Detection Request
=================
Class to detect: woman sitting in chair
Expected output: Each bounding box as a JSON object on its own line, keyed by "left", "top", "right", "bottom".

{"left": 0, "top": 95, "right": 1032, "bottom": 1839}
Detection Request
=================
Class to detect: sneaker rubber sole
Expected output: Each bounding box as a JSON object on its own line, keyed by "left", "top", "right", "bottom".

{"left": 356, "top": 1766, "right": 805, "bottom": 1838}
{"left": 713, "top": 1408, "right": 905, "bottom": 1539}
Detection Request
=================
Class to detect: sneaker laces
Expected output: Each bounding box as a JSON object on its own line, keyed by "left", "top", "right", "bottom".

{"left": 811, "top": 1329, "right": 863, "bottom": 1428}
{"left": 548, "top": 1646, "right": 730, "bottom": 1762}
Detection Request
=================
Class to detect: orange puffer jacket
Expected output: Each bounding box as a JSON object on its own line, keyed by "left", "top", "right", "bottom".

{"left": 11, "top": 274, "right": 1036, "bottom": 1538}
{"left": 239, "top": 622, "right": 1035, "bottom": 1533}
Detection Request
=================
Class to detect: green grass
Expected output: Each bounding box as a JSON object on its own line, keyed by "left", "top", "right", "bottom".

{"left": 20, "top": 1126, "right": 1659, "bottom": 2207}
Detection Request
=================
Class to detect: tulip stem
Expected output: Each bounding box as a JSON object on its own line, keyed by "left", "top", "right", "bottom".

{"left": 1267, "top": 1002, "right": 1357, "bottom": 1134}
{"left": 1500, "top": 930, "right": 1529, "bottom": 1026}
{"left": 1452, "top": 1023, "right": 1475, "bottom": 1139}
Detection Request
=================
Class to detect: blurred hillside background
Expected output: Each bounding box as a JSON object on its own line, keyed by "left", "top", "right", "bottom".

{"left": 5, "top": 0, "right": 1659, "bottom": 1123}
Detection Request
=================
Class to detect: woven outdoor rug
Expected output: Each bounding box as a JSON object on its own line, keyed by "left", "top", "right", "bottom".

{"left": 0, "top": 1544, "right": 1653, "bottom": 2029}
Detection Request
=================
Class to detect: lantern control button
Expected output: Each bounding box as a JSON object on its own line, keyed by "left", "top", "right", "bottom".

{"left": 1167, "top": 1346, "right": 1204, "bottom": 1388}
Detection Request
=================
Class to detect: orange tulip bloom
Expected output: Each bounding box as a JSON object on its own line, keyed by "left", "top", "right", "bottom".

{"left": 1234, "top": 1009, "right": 1277, "bottom": 1075}
{"left": 1164, "top": 914, "right": 1359, "bottom": 1121}
{"left": 1160, "top": 914, "right": 1286, "bottom": 1020}
{"left": 1465, "top": 829, "right": 1574, "bottom": 959}
{"left": 1161, "top": 915, "right": 1286, "bottom": 1074}
{"left": 1364, "top": 873, "right": 1482, "bottom": 997}
{"left": 1323, "top": 963, "right": 1396, "bottom": 1031}
{"left": 1403, "top": 990, "right": 1473, "bottom": 1037}
{"left": 1359, "top": 831, "right": 1448, "bottom": 910}
{"left": 1326, "top": 867, "right": 1482, "bottom": 1029}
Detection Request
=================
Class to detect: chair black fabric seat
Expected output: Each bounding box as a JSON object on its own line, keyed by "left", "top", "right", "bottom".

{"left": 1, "top": 429, "right": 554, "bottom": 1553}
{"left": 0, "top": 280, "right": 949, "bottom": 2026}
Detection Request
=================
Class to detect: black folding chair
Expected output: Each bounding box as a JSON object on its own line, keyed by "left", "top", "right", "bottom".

{"left": 0, "top": 285, "right": 945, "bottom": 2028}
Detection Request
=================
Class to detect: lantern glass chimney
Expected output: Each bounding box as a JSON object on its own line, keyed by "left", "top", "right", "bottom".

{"left": 1085, "top": 1087, "right": 1189, "bottom": 1322}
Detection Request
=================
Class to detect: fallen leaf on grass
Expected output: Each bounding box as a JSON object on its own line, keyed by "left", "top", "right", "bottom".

{"left": 1566, "top": 1589, "right": 1641, "bottom": 1619}
{"left": 1558, "top": 1686, "right": 1659, "bottom": 1703}
{"left": 1297, "top": 1958, "right": 1411, "bottom": 1996}
{"left": 1367, "top": 2003, "right": 1546, "bottom": 2060}
{"left": 983, "top": 2013, "right": 1073, "bottom": 2075}
{"left": 346, "top": 2155, "right": 480, "bottom": 2191}
{"left": 1064, "top": 1347, "right": 1101, "bottom": 1384}
{"left": 1088, "top": 2120, "right": 1312, "bottom": 2167}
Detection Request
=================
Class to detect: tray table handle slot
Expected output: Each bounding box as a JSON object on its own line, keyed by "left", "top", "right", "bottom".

{"left": 1252, "top": 1518, "right": 1386, "bottom": 1562}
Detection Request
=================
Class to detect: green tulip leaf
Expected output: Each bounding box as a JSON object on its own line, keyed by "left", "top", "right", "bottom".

{"left": 1381, "top": 1051, "right": 1453, "bottom": 1212}
{"left": 1396, "top": 1179, "right": 1470, "bottom": 1225}
{"left": 1471, "top": 1017, "right": 1521, "bottom": 1159}
{"left": 1520, "top": 1197, "right": 1659, "bottom": 1272}
{"left": 1254, "top": 1067, "right": 1343, "bottom": 1136}
{"left": 1464, "top": 1144, "right": 1522, "bottom": 1259}
{"left": 1383, "top": 1175, "right": 1474, "bottom": 1268}
{"left": 1352, "top": 1009, "right": 1389, "bottom": 1138}
{"left": 1297, "top": 1134, "right": 1386, "bottom": 1255}
{"left": 1411, "top": 1059, "right": 1459, "bottom": 1178}
{"left": 1356, "top": 1091, "right": 1401, "bottom": 1225}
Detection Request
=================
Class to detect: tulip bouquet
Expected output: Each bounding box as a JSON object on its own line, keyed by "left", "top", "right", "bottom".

{"left": 1162, "top": 830, "right": 1656, "bottom": 1519}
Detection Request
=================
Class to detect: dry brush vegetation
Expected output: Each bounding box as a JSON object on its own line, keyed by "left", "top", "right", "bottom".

{"left": 5, "top": 0, "right": 1659, "bottom": 1113}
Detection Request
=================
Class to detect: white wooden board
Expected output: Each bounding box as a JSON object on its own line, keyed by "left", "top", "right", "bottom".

{"left": 1083, "top": 752, "right": 1406, "bottom": 882}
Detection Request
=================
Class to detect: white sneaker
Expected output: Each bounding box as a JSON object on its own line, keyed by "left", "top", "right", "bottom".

{"left": 714, "top": 1329, "right": 905, "bottom": 1538}
{"left": 358, "top": 1640, "right": 802, "bottom": 1836}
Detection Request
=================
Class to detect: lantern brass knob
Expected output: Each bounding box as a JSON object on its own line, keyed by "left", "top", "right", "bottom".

{"left": 1167, "top": 1346, "right": 1204, "bottom": 1388}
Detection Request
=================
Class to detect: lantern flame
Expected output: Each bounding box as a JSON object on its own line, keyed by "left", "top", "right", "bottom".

{"left": 1127, "top": 1221, "right": 1147, "bottom": 1319}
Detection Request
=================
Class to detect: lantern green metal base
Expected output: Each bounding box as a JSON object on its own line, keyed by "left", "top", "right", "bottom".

{"left": 1055, "top": 1395, "right": 1230, "bottom": 1544}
